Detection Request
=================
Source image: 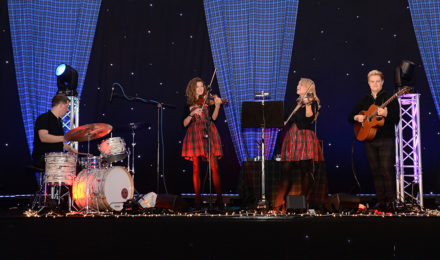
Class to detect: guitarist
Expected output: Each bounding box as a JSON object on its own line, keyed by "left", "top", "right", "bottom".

{"left": 348, "top": 70, "right": 400, "bottom": 212}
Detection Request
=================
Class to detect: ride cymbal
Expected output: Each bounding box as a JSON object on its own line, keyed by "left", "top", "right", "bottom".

{"left": 65, "top": 123, "right": 113, "bottom": 142}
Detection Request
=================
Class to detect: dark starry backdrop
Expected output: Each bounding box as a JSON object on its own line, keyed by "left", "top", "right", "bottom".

{"left": 0, "top": 0, "right": 439, "bottom": 196}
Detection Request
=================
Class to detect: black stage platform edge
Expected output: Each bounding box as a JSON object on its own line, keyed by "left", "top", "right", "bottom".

{"left": 1, "top": 211, "right": 440, "bottom": 259}
{"left": 2, "top": 193, "right": 440, "bottom": 211}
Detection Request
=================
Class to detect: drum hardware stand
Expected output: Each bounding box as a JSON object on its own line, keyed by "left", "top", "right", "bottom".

{"left": 31, "top": 170, "right": 45, "bottom": 210}
{"left": 127, "top": 123, "right": 137, "bottom": 176}
{"left": 41, "top": 182, "right": 73, "bottom": 213}
{"left": 79, "top": 134, "right": 95, "bottom": 215}
{"left": 127, "top": 123, "right": 141, "bottom": 199}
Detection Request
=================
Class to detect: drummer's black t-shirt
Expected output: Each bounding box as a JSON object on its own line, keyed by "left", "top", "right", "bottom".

{"left": 32, "top": 110, "right": 64, "bottom": 169}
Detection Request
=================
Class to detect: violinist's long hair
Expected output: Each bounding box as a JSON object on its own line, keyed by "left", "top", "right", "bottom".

{"left": 185, "top": 77, "right": 207, "bottom": 105}
{"left": 297, "top": 78, "right": 320, "bottom": 121}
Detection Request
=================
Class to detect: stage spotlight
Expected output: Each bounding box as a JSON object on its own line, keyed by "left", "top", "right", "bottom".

{"left": 394, "top": 60, "right": 416, "bottom": 92}
{"left": 56, "top": 64, "right": 78, "bottom": 96}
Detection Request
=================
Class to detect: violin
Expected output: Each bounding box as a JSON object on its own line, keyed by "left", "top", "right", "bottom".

{"left": 196, "top": 94, "right": 229, "bottom": 106}
{"left": 300, "top": 93, "right": 315, "bottom": 105}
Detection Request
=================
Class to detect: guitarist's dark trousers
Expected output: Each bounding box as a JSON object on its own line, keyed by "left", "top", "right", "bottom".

{"left": 364, "top": 137, "right": 395, "bottom": 204}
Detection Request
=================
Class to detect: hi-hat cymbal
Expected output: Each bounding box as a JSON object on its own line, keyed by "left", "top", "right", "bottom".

{"left": 65, "top": 123, "right": 113, "bottom": 142}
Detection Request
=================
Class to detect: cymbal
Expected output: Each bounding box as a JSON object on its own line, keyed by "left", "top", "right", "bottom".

{"left": 65, "top": 123, "right": 113, "bottom": 142}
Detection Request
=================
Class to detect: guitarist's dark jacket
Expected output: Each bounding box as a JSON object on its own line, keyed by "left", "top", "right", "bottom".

{"left": 348, "top": 89, "right": 400, "bottom": 139}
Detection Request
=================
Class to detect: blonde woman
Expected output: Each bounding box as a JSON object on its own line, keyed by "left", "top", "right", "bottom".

{"left": 274, "top": 78, "right": 328, "bottom": 211}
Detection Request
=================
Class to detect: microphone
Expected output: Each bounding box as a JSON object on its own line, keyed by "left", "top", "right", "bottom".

{"left": 109, "top": 85, "right": 114, "bottom": 102}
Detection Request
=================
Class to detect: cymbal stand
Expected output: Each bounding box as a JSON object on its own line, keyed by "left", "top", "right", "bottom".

{"left": 128, "top": 124, "right": 136, "bottom": 177}
{"left": 82, "top": 134, "right": 93, "bottom": 215}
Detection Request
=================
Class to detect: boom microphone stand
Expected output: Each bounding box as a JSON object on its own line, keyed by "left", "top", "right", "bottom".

{"left": 110, "top": 83, "right": 175, "bottom": 194}
{"left": 202, "top": 69, "right": 217, "bottom": 209}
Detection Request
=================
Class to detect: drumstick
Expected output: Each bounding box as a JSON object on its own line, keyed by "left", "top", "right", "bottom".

{"left": 77, "top": 152, "right": 91, "bottom": 156}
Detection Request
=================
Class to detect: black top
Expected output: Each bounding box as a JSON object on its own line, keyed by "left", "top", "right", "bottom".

{"left": 348, "top": 89, "right": 400, "bottom": 139}
{"left": 285, "top": 100, "right": 318, "bottom": 131}
{"left": 32, "top": 111, "right": 64, "bottom": 166}
{"left": 182, "top": 103, "right": 216, "bottom": 127}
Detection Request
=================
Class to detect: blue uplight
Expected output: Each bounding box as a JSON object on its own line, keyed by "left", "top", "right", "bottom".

{"left": 56, "top": 64, "right": 66, "bottom": 76}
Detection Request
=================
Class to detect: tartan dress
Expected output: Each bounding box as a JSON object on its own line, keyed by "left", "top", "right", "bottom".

{"left": 279, "top": 102, "right": 328, "bottom": 205}
{"left": 280, "top": 123, "right": 324, "bottom": 162}
{"left": 182, "top": 105, "right": 223, "bottom": 161}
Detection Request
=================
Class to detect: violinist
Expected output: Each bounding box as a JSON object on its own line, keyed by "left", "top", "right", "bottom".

{"left": 181, "top": 77, "right": 224, "bottom": 210}
{"left": 273, "top": 78, "right": 328, "bottom": 211}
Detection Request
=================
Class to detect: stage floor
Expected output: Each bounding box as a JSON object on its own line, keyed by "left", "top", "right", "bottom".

{"left": 1, "top": 195, "right": 440, "bottom": 259}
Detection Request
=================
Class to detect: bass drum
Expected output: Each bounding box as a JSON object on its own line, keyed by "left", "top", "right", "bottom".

{"left": 73, "top": 166, "right": 134, "bottom": 211}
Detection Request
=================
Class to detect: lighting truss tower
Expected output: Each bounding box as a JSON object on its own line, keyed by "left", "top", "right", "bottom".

{"left": 61, "top": 96, "right": 80, "bottom": 150}
{"left": 395, "top": 93, "right": 423, "bottom": 209}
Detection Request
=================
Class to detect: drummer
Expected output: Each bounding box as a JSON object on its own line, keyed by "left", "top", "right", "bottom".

{"left": 32, "top": 94, "right": 78, "bottom": 170}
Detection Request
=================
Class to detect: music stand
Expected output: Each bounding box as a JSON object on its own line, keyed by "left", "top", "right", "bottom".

{"left": 242, "top": 99, "right": 284, "bottom": 209}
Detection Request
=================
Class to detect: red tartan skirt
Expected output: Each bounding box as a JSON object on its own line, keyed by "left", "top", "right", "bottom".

{"left": 280, "top": 124, "right": 324, "bottom": 162}
{"left": 182, "top": 117, "right": 223, "bottom": 161}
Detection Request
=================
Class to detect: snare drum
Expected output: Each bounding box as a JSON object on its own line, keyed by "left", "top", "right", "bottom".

{"left": 79, "top": 156, "right": 103, "bottom": 169}
{"left": 73, "top": 166, "right": 134, "bottom": 211}
{"left": 45, "top": 152, "right": 77, "bottom": 185}
{"left": 98, "top": 137, "right": 128, "bottom": 163}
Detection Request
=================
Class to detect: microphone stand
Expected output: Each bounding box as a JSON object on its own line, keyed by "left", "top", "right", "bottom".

{"left": 110, "top": 83, "right": 175, "bottom": 194}
{"left": 256, "top": 91, "right": 269, "bottom": 209}
{"left": 204, "top": 69, "right": 216, "bottom": 209}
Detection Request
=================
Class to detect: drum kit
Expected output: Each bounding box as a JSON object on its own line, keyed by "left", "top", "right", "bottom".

{"left": 42, "top": 122, "right": 137, "bottom": 214}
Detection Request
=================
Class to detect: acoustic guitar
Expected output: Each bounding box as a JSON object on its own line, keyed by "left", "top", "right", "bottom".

{"left": 354, "top": 87, "right": 410, "bottom": 141}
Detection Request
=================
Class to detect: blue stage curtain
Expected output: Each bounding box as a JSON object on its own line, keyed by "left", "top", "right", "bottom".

{"left": 408, "top": 1, "right": 440, "bottom": 118}
{"left": 204, "top": 0, "right": 299, "bottom": 163}
{"left": 8, "top": 0, "right": 101, "bottom": 154}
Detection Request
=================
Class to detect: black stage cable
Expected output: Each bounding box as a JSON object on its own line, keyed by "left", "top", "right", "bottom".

{"left": 350, "top": 138, "right": 362, "bottom": 194}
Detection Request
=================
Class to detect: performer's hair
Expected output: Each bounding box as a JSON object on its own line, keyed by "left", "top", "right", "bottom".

{"left": 51, "top": 94, "right": 69, "bottom": 107}
{"left": 185, "top": 77, "right": 206, "bottom": 105}
{"left": 367, "top": 69, "right": 384, "bottom": 80}
{"left": 297, "top": 78, "right": 320, "bottom": 106}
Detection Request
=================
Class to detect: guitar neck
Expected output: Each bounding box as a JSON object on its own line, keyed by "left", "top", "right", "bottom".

{"left": 379, "top": 93, "right": 398, "bottom": 109}
{"left": 369, "top": 87, "right": 409, "bottom": 118}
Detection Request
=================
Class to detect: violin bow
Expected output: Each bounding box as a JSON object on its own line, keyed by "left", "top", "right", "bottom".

{"left": 207, "top": 68, "right": 217, "bottom": 91}
{"left": 199, "top": 68, "right": 218, "bottom": 107}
